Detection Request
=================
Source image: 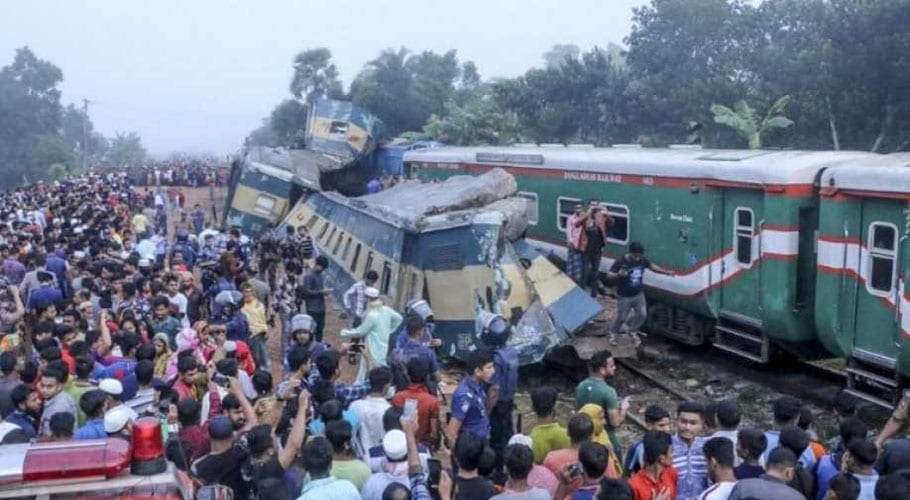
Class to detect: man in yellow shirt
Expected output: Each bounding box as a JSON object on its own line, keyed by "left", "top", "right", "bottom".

{"left": 240, "top": 282, "right": 269, "bottom": 369}
{"left": 131, "top": 211, "right": 149, "bottom": 237}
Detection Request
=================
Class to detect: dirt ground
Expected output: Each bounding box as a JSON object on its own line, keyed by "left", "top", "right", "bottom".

{"left": 174, "top": 185, "right": 880, "bottom": 451}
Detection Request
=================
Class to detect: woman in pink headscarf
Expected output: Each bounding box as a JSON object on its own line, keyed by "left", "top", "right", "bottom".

{"left": 164, "top": 326, "right": 208, "bottom": 380}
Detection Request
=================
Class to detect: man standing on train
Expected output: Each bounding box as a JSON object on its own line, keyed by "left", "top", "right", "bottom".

{"left": 607, "top": 241, "right": 675, "bottom": 346}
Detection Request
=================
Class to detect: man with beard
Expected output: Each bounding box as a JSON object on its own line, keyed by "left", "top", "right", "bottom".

{"left": 5, "top": 383, "right": 41, "bottom": 438}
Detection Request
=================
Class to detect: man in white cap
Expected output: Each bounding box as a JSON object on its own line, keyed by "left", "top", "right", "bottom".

{"left": 104, "top": 404, "right": 134, "bottom": 439}
{"left": 341, "top": 287, "right": 402, "bottom": 381}
{"left": 99, "top": 378, "right": 138, "bottom": 421}
{"left": 360, "top": 429, "right": 410, "bottom": 499}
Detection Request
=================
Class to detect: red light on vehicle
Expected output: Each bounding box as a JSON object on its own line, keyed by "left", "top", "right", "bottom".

{"left": 22, "top": 439, "right": 131, "bottom": 482}
{"left": 131, "top": 416, "right": 167, "bottom": 475}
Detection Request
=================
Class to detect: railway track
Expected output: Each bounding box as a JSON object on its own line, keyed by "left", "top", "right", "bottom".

{"left": 615, "top": 358, "right": 691, "bottom": 430}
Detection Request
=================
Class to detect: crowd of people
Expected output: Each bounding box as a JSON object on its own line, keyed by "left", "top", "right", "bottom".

{"left": 122, "top": 157, "right": 228, "bottom": 188}
{"left": 0, "top": 171, "right": 908, "bottom": 500}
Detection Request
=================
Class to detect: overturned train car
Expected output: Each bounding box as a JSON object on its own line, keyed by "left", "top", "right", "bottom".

{"left": 280, "top": 169, "right": 603, "bottom": 364}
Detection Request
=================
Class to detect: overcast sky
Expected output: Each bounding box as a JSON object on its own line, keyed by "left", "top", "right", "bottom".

{"left": 1, "top": 1, "right": 643, "bottom": 155}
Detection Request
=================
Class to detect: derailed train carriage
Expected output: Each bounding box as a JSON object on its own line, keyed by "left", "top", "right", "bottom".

{"left": 280, "top": 169, "right": 603, "bottom": 364}
{"left": 224, "top": 97, "right": 379, "bottom": 236}
{"left": 404, "top": 146, "right": 910, "bottom": 405}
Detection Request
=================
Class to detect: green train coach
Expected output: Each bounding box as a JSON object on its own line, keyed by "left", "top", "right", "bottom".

{"left": 402, "top": 146, "right": 910, "bottom": 404}
{"left": 817, "top": 154, "right": 910, "bottom": 406}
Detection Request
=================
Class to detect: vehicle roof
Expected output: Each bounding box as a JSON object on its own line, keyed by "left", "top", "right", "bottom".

{"left": 404, "top": 146, "right": 880, "bottom": 185}
{"left": 821, "top": 153, "right": 910, "bottom": 194}
{"left": 318, "top": 168, "right": 520, "bottom": 232}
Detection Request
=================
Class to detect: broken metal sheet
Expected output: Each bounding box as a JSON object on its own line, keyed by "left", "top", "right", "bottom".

{"left": 244, "top": 147, "right": 323, "bottom": 190}
{"left": 350, "top": 168, "right": 517, "bottom": 231}
{"left": 512, "top": 240, "right": 604, "bottom": 335}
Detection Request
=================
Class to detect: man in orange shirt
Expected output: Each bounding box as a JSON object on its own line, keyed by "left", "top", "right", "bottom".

{"left": 629, "top": 431, "right": 677, "bottom": 500}
{"left": 391, "top": 357, "right": 440, "bottom": 448}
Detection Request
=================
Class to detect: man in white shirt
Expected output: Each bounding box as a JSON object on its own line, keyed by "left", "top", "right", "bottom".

{"left": 698, "top": 437, "right": 737, "bottom": 500}
{"left": 709, "top": 399, "right": 742, "bottom": 466}
{"left": 348, "top": 367, "right": 392, "bottom": 456}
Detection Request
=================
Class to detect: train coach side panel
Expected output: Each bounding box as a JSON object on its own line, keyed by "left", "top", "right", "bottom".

{"left": 758, "top": 193, "right": 820, "bottom": 343}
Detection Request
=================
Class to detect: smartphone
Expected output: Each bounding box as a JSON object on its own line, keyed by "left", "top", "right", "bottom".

{"left": 568, "top": 462, "right": 583, "bottom": 478}
{"left": 403, "top": 398, "right": 418, "bottom": 420}
{"left": 426, "top": 457, "right": 442, "bottom": 488}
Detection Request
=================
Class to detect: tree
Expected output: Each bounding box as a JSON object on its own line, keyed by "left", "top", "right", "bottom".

{"left": 711, "top": 95, "right": 794, "bottom": 149}
{"left": 246, "top": 119, "right": 280, "bottom": 147}
{"left": 0, "top": 47, "right": 66, "bottom": 184}
{"left": 269, "top": 99, "right": 309, "bottom": 147}
{"left": 289, "top": 48, "right": 344, "bottom": 102}
{"left": 543, "top": 44, "right": 581, "bottom": 68}
{"left": 105, "top": 131, "right": 146, "bottom": 166}
{"left": 624, "top": 0, "right": 754, "bottom": 145}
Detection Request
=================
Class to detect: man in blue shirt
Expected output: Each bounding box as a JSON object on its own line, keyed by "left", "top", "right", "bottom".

{"left": 481, "top": 314, "right": 519, "bottom": 469}
{"left": 26, "top": 271, "right": 62, "bottom": 312}
{"left": 74, "top": 390, "right": 108, "bottom": 440}
{"left": 763, "top": 396, "right": 816, "bottom": 469}
{"left": 445, "top": 348, "right": 495, "bottom": 447}
{"left": 5, "top": 384, "right": 40, "bottom": 439}
{"left": 389, "top": 315, "right": 441, "bottom": 394}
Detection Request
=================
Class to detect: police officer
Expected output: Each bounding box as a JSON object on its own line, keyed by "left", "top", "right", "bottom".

{"left": 389, "top": 315, "right": 441, "bottom": 394}
{"left": 283, "top": 313, "right": 330, "bottom": 376}
{"left": 481, "top": 313, "right": 519, "bottom": 468}
{"left": 394, "top": 299, "right": 442, "bottom": 349}
{"left": 445, "top": 347, "right": 495, "bottom": 447}
{"left": 212, "top": 290, "right": 249, "bottom": 344}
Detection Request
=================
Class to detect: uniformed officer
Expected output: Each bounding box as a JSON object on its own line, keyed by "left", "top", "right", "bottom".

{"left": 480, "top": 313, "right": 519, "bottom": 468}
{"left": 283, "top": 313, "right": 330, "bottom": 378}
{"left": 876, "top": 390, "right": 910, "bottom": 448}
{"left": 445, "top": 347, "right": 495, "bottom": 447}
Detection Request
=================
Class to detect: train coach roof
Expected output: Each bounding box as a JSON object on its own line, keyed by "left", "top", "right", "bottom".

{"left": 321, "top": 168, "right": 527, "bottom": 232}
{"left": 821, "top": 153, "right": 910, "bottom": 194}
{"left": 403, "top": 147, "right": 879, "bottom": 185}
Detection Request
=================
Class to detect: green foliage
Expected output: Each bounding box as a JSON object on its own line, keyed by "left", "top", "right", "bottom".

{"left": 105, "top": 131, "right": 146, "bottom": 166}
{"left": 289, "top": 48, "right": 344, "bottom": 102}
{"left": 268, "top": 99, "right": 308, "bottom": 147}
{"left": 711, "top": 95, "right": 793, "bottom": 149}
{"left": 252, "top": 0, "right": 910, "bottom": 153}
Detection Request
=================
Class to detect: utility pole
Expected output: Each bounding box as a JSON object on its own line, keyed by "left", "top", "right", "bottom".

{"left": 82, "top": 98, "right": 90, "bottom": 173}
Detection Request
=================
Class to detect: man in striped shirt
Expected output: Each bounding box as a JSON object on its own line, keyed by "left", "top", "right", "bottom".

{"left": 672, "top": 401, "right": 708, "bottom": 500}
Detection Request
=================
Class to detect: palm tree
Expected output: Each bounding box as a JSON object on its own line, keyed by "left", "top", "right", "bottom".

{"left": 710, "top": 95, "right": 794, "bottom": 149}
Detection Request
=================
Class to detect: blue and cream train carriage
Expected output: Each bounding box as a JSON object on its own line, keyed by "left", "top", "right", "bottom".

{"left": 280, "top": 169, "right": 603, "bottom": 364}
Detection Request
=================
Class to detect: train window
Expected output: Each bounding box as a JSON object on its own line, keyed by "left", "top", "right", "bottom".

{"left": 868, "top": 223, "right": 897, "bottom": 295}
{"left": 305, "top": 215, "right": 319, "bottom": 230}
{"left": 253, "top": 194, "right": 276, "bottom": 216}
{"left": 601, "top": 203, "right": 629, "bottom": 244}
{"left": 326, "top": 226, "right": 337, "bottom": 246}
{"left": 333, "top": 232, "right": 344, "bottom": 254}
{"left": 518, "top": 192, "right": 538, "bottom": 225}
{"left": 350, "top": 243, "right": 361, "bottom": 272}
{"left": 341, "top": 237, "right": 352, "bottom": 261}
{"left": 381, "top": 262, "right": 392, "bottom": 294}
{"left": 734, "top": 207, "right": 754, "bottom": 266}
{"left": 318, "top": 221, "right": 329, "bottom": 240}
{"left": 364, "top": 252, "right": 374, "bottom": 278}
{"left": 557, "top": 197, "right": 582, "bottom": 232}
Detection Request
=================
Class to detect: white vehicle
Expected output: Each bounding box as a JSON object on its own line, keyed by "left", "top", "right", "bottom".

{"left": 0, "top": 417, "right": 195, "bottom": 499}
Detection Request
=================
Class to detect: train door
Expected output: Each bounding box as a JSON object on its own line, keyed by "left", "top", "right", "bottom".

{"left": 853, "top": 199, "right": 903, "bottom": 362}
{"left": 718, "top": 189, "right": 764, "bottom": 321}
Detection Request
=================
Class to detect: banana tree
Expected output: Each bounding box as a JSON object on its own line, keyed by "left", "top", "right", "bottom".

{"left": 710, "top": 95, "right": 794, "bottom": 149}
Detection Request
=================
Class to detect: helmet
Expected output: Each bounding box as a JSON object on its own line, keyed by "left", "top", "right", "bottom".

{"left": 479, "top": 311, "right": 510, "bottom": 346}
{"left": 214, "top": 290, "right": 243, "bottom": 306}
{"left": 406, "top": 299, "right": 434, "bottom": 321}
{"left": 290, "top": 314, "right": 316, "bottom": 333}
